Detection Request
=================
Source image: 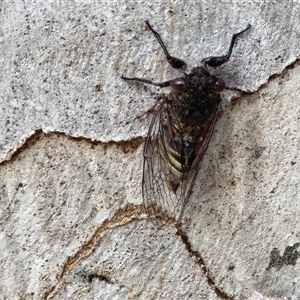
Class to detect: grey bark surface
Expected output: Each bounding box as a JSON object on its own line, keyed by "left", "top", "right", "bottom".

{"left": 1, "top": 1, "right": 300, "bottom": 299}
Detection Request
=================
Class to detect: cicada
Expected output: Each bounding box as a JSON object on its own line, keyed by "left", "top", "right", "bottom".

{"left": 122, "top": 21, "right": 251, "bottom": 223}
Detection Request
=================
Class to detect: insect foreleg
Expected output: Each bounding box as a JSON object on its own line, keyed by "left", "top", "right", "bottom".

{"left": 225, "top": 86, "right": 254, "bottom": 94}
{"left": 145, "top": 21, "right": 187, "bottom": 71}
{"left": 136, "top": 97, "right": 164, "bottom": 119}
{"left": 201, "top": 24, "right": 251, "bottom": 68}
{"left": 121, "top": 75, "right": 172, "bottom": 88}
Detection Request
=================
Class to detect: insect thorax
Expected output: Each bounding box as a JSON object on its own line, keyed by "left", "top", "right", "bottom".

{"left": 169, "top": 67, "right": 222, "bottom": 137}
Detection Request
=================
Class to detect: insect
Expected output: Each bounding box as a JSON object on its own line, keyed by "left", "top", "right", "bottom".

{"left": 122, "top": 21, "right": 251, "bottom": 223}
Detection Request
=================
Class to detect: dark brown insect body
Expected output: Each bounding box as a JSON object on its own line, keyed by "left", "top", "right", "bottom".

{"left": 122, "top": 21, "right": 251, "bottom": 223}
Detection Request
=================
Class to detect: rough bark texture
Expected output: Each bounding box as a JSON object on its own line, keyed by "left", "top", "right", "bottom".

{"left": 1, "top": 1, "right": 300, "bottom": 299}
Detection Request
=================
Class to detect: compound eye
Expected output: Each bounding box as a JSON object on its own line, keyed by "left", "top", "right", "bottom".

{"left": 214, "top": 78, "right": 225, "bottom": 92}
{"left": 170, "top": 78, "right": 185, "bottom": 91}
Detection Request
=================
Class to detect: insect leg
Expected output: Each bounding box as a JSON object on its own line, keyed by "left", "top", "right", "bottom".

{"left": 145, "top": 21, "right": 187, "bottom": 70}
{"left": 201, "top": 24, "right": 251, "bottom": 68}
{"left": 136, "top": 98, "right": 163, "bottom": 119}
{"left": 121, "top": 75, "right": 172, "bottom": 88}
{"left": 225, "top": 86, "right": 254, "bottom": 94}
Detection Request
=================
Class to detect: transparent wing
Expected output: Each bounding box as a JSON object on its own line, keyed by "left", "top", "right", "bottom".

{"left": 142, "top": 100, "right": 218, "bottom": 223}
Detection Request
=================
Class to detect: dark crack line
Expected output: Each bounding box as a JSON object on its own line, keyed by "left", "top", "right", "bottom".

{"left": 43, "top": 203, "right": 234, "bottom": 300}
{"left": 0, "top": 129, "right": 143, "bottom": 164}
{"left": 176, "top": 224, "right": 234, "bottom": 300}
{"left": 43, "top": 204, "right": 146, "bottom": 300}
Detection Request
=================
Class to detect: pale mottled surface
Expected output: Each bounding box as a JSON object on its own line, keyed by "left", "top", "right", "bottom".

{"left": 1, "top": 1, "right": 300, "bottom": 299}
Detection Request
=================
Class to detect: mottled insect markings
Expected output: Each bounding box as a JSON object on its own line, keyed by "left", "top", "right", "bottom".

{"left": 122, "top": 21, "right": 251, "bottom": 223}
